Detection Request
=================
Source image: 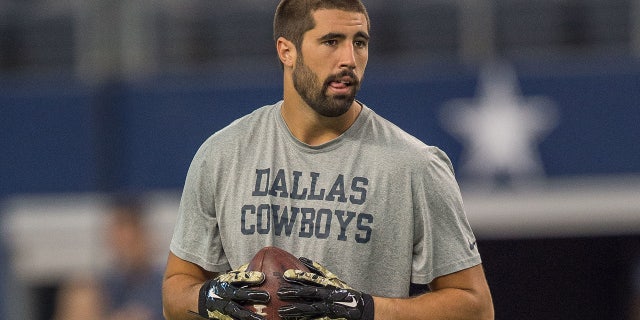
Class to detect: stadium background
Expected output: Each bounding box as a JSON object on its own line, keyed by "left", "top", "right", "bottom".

{"left": 1, "top": 0, "right": 640, "bottom": 319}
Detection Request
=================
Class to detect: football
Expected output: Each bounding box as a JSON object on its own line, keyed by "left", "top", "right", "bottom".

{"left": 244, "top": 246, "right": 309, "bottom": 319}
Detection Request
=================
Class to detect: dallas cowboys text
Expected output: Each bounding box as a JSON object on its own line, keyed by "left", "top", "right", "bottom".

{"left": 241, "top": 168, "right": 373, "bottom": 243}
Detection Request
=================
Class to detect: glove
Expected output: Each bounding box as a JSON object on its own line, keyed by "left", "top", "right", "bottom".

{"left": 277, "top": 257, "right": 374, "bottom": 320}
{"left": 195, "top": 264, "right": 270, "bottom": 320}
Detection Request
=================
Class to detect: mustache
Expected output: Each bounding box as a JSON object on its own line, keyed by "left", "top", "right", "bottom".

{"left": 325, "top": 70, "right": 360, "bottom": 87}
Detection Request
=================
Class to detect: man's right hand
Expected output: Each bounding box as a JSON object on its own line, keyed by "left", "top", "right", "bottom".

{"left": 195, "top": 264, "right": 270, "bottom": 320}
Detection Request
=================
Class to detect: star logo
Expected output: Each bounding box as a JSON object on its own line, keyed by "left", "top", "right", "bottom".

{"left": 440, "top": 63, "right": 558, "bottom": 188}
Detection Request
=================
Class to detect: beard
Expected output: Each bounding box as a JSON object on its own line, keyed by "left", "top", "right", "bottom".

{"left": 292, "top": 56, "right": 361, "bottom": 118}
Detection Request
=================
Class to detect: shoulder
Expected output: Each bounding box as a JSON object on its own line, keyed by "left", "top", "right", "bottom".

{"left": 362, "top": 105, "right": 454, "bottom": 173}
{"left": 212, "top": 102, "right": 279, "bottom": 140}
{"left": 184, "top": 102, "right": 280, "bottom": 173}
{"left": 197, "top": 102, "right": 280, "bottom": 151}
{"left": 362, "top": 105, "right": 428, "bottom": 149}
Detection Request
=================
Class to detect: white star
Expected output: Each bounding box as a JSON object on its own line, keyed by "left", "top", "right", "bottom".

{"left": 440, "top": 63, "right": 558, "bottom": 187}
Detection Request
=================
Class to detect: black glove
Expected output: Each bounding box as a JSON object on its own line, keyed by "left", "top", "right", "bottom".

{"left": 195, "top": 264, "right": 270, "bottom": 320}
{"left": 277, "top": 257, "right": 374, "bottom": 320}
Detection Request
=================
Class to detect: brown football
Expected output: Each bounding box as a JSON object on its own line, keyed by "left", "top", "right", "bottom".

{"left": 244, "top": 246, "right": 309, "bottom": 320}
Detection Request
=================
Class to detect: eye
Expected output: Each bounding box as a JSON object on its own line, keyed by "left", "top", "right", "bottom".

{"left": 323, "top": 39, "right": 338, "bottom": 46}
{"left": 354, "top": 40, "right": 368, "bottom": 48}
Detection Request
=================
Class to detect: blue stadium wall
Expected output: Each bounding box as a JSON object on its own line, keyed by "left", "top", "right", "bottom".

{"left": 2, "top": 59, "right": 640, "bottom": 319}
{"left": 3, "top": 60, "right": 639, "bottom": 196}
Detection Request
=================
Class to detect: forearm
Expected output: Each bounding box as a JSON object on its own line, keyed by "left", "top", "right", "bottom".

{"left": 373, "top": 287, "right": 494, "bottom": 320}
{"left": 162, "top": 273, "right": 205, "bottom": 320}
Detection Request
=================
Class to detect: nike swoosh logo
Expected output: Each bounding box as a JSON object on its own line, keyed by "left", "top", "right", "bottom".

{"left": 469, "top": 240, "right": 477, "bottom": 250}
{"left": 335, "top": 296, "right": 358, "bottom": 308}
{"left": 208, "top": 292, "right": 222, "bottom": 300}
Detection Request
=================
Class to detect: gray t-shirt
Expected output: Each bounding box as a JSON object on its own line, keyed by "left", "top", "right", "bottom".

{"left": 170, "top": 101, "right": 481, "bottom": 298}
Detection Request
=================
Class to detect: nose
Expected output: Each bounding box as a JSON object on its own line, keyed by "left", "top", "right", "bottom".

{"left": 339, "top": 43, "right": 357, "bottom": 70}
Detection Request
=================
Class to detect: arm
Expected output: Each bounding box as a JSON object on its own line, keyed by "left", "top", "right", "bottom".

{"left": 373, "top": 265, "right": 494, "bottom": 320}
{"left": 279, "top": 259, "right": 492, "bottom": 320}
{"left": 162, "top": 251, "right": 216, "bottom": 320}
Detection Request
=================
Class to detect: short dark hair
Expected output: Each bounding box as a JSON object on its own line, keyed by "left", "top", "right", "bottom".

{"left": 108, "top": 193, "right": 145, "bottom": 228}
{"left": 273, "top": 0, "right": 370, "bottom": 50}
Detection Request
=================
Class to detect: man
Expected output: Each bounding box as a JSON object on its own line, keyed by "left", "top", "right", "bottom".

{"left": 53, "top": 196, "right": 164, "bottom": 320}
{"left": 162, "top": 0, "right": 494, "bottom": 319}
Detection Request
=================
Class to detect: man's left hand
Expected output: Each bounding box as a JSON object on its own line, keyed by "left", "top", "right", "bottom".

{"left": 277, "top": 257, "right": 374, "bottom": 320}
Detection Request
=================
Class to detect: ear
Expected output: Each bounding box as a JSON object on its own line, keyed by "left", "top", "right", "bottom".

{"left": 277, "top": 37, "right": 296, "bottom": 68}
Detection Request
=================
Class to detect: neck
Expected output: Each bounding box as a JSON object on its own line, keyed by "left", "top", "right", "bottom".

{"left": 280, "top": 93, "right": 362, "bottom": 146}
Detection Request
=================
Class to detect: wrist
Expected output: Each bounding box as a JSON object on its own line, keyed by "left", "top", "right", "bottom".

{"left": 361, "top": 293, "right": 375, "bottom": 320}
{"left": 198, "top": 279, "right": 213, "bottom": 317}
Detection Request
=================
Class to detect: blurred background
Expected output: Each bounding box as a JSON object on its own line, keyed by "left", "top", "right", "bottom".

{"left": 1, "top": 0, "right": 640, "bottom": 319}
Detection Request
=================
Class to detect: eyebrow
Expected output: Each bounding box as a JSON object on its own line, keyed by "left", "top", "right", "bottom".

{"left": 355, "top": 31, "right": 370, "bottom": 41}
{"left": 318, "top": 31, "right": 370, "bottom": 42}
